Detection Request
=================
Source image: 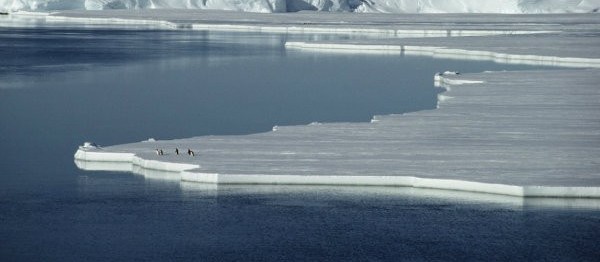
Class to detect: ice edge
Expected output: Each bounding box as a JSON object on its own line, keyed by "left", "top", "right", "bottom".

{"left": 285, "top": 42, "right": 600, "bottom": 68}
{"left": 74, "top": 149, "right": 199, "bottom": 172}
{"left": 75, "top": 147, "right": 600, "bottom": 198}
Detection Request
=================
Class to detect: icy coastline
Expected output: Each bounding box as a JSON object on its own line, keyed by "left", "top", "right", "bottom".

{"left": 56, "top": 10, "right": 600, "bottom": 198}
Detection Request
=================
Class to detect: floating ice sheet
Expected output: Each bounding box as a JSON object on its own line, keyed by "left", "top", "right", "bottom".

{"left": 63, "top": 9, "right": 600, "bottom": 197}
{"left": 76, "top": 69, "right": 600, "bottom": 197}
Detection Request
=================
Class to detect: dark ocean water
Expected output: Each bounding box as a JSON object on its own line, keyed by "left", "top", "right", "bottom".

{"left": 0, "top": 18, "right": 599, "bottom": 261}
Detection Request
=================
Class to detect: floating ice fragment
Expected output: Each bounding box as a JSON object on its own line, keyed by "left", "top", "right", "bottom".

{"left": 443, "top": 71, "right": 460, "bottom": 75}
{"left": 438, "top": 94, "right": 454, "bottom": 101}
{"left": 79, "top": 141, "right": 100, "bottom": 150}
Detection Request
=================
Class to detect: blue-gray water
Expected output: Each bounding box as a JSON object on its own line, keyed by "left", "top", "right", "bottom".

{"left": 1, "top": 18, "right": 599, "bottom": 261}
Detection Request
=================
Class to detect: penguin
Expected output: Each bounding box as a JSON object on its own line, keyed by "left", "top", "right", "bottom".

{"left": 175, "top": 148, "right": 179, "bottom": 155}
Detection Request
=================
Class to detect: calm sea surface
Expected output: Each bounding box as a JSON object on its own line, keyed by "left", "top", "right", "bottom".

{"left": 1, "top": 17, "right": 599, "bottom": 261}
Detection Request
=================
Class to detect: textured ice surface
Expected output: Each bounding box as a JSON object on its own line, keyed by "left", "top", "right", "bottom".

{"left": 2, "top": 0, "right": 598, "bottom": 13}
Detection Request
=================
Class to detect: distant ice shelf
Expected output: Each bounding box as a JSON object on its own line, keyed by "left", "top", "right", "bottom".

{"left": 10, "top": 9, "right": 591, "bottom": 38}
{"left": 2, "top": 0, "right": 598, "bottom": 13}
{"left": 75, "top": 69, "right": 600, "bottom": 198}
{"left": 44, "top": 14, "right": 556, "bottom": 38}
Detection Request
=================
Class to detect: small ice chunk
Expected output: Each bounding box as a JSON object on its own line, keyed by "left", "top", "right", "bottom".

{"left": 79, "top": 141, "right": 100, "bottom": 150}
{"left": 438, "top": 94, "right": 453, "bottom": 101}
{"left": 443, "top": 71, "right": 460, "bottom": 75}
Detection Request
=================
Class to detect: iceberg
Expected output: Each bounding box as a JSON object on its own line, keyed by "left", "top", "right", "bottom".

{"left": 1, "top": 0, "right": 598, "bottom": 13}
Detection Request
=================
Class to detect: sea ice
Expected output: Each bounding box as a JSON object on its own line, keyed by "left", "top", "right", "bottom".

{"left": 56, "top": 9, "right": 600, "bottom": 198}
{"left": 75, "top": 70, "right": 600, "bottom": 197}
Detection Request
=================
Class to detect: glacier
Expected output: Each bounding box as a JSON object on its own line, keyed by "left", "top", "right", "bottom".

{"left": 1, "top": 0, "right": 599, "bottom": 13}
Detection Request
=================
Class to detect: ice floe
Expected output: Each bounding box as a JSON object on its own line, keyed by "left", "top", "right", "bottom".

{"left": 58, "top": 9, "right": 600, "bottom": 198}
{"left": 76, "top": 69, "right": 600, "bottom": 198}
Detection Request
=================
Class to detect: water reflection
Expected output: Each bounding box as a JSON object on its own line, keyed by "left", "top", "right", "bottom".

{"left": 75, "top": 160, "right": 600, "bottom": 210}
{"left": 181, "top": 184, "right": 600, "bottom": 211}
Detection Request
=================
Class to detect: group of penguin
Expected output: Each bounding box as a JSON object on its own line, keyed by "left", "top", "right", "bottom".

{"left": 155, "top": 148, "right": 194, "bottom": 156}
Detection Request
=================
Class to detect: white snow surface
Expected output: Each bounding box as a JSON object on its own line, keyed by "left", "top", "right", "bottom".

{"left": 2, "top": 0, "right": 598, "bottom": 13}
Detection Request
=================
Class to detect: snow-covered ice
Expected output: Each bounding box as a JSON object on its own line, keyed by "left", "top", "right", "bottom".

{"left": 54, "top": 9, "right": 600, "bottom": 198}
{"left": 75, "top": 68, "right": 600, "bottom": 197}
{"left": 286, "top": 40, "right": 600, "bottom": 68}
{"left": 1, "top": 0, "right": 598, "bottom": 13}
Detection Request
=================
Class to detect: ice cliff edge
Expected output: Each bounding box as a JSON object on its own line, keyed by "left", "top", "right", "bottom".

{"left": 1, "top": 0, "right": 598, "bottom": 13}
